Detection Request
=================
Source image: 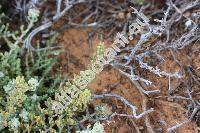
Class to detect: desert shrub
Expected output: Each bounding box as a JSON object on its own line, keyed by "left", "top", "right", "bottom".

{"left": 0, "top": 10, "right": 105, "bottom": 131}
{"left": 0, "top": 7, "right": 64, "bottom": 132}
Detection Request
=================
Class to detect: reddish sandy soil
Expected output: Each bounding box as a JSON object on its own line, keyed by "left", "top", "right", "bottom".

{"left": 56, "top": 28, "right": 200, "bottom": 133}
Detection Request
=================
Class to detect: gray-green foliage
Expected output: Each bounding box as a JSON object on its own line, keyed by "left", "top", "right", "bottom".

{"left": 0, "top": 45, "right": 21, "bottom": 90}
{"left": 0, "top": 7, "right": 64, "bottom": 132}
{"left": 0, "top": 6, "right": 106, "bottom": 132}
{"left": 24, "top": 34, "right": 63, "bottom": 97}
